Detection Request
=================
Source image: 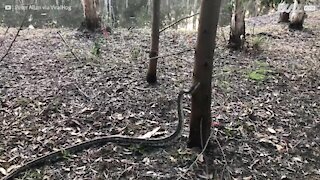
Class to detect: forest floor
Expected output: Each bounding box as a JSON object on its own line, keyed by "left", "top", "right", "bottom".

{"left": 0, "top": 12, "right": 319, "bottom": 180}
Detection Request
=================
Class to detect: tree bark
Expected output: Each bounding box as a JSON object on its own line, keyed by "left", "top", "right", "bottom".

{"left": 228, "top": 0, "right": 245, "bottom": 50}
{"left": 279, "top": 12, "right": 290, "bottom": 22}
{"left": 188, "top": 0, "right": 222, "bottom": 148}
{"left": 146, "top": 0, "right": 161, "bottom": 84}
{"left": 81, "top": 0, "right": 100, "bottom": 31}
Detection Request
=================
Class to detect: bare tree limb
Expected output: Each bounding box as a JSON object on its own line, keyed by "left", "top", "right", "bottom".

{"left": 0, "top": 9, "right": 29, "bottom": 62}
{"left": 1, "top": 27, "right": 11, "bottom": 47}
{"left": 160, "top": 12, "right": 199, "bottom": 33}
{"left": 4, "top": 26, "right": 10, "bottom": 35}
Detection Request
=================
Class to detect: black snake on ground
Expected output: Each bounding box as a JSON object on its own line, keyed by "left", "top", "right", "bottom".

{"left": 2, "top": 83, "right": 200, "bottom": 180}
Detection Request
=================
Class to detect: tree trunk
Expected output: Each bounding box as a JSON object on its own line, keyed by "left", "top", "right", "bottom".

{"left": 192, "top": 0, "right": 199, "bottom": 29}
{"left": 125, "top": 0, "right": 129, "bottom": 8}
{"left": 81, "top": 0, "right": 100, "bottom": 31}
{"left": 188, "top": 0, "right": 222, "bottom": 148}
{"left": 279, "top": 12, "right": 290, "bottom": 22}
{"left": 278, "top": 2, "right": 290, "bottom": 23}
{"left": 228, "top": 0, "right": 245, "bottom": 50}
{"left": 289, "top": 0, "right": 305, "bottom": 30}
{"left": 146, "top": 0, "right": 161, "bottom": 84}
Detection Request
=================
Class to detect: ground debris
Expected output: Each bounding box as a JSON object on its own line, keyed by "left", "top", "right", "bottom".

{"left": 0, "top": 12, "right": 319, "bottom": 179}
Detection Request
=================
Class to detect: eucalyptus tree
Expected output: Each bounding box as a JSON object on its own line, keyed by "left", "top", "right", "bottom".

{"left": 81, "top": 0, "right": 100, "bottom": 31}
{"left": 188, "top": 0, "right": 222, "bottom": 148}
{"left": 146, "top": 0, "right": 161, "bottom": 84}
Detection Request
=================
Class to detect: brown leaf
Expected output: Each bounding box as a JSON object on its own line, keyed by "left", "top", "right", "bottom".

{"left": 0, "top": 167, "right": 7, "bottom": 176}
{"left": 139, "top": 127, "right": 161, "bottom": 139}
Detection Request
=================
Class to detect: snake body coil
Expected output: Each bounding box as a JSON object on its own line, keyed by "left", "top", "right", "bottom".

{"left": 2, "top": 83, "right": 199, "bottom": 180}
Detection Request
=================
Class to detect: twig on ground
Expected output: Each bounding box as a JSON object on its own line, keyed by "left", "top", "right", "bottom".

{"left": 0, "top": 9, "right": 29, "bottom": 62}
{"left": 116, "top": 165, "right": 133, "bottom": 180}
{"left": 4, "top": 26, "right": 10, "bottom": 35}
{"left": 73, "top": 83, "right": 92, "bottom": 101}
{"left": 57, "top": 31, "right": 81, "bottom": 61}
{"left": 177, "top": 129, "right": 214, "bottom": 180}
{"left": 265, "top": 107, "right": 275, "bottom": 121}
{"left": 160, "top": 13, "right": 199, "bottom": 33}
{"left": 200, "top": 118, "right": 210, "bottom": 179}
{"left": 103, "top": 170, "right": 109, "bottom": 179}
{"left": 215, "top": 132, "right": 231, "bottom": 179}
{"left": 0, "top": 38, "right": 3, "bottom": 47}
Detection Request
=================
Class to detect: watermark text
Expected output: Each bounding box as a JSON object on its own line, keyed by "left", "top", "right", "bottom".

{"left": 4, "top": 4, "right": 72, "bottom": 11}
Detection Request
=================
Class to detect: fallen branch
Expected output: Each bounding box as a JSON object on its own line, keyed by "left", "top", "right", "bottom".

{"left": 57, "top": 31, "right": 80, "bottom": 61}
{"left": 0, "top": 10, "right": 29, "bottom": 62}
{"left": 215, "top": 134, "right": 230, "bottom": 179}
{"left": 160, "top": 12, "right": 199, "bottom": 33}
{"left": 116, "top": 165, "right": 133, "bottom": 180}
{"left": 73, "top": 83, "right": 92, "bottom": 101}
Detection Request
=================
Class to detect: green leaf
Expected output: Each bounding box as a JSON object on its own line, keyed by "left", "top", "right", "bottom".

{"left": 61, "top": 150, "right": 71, "bottom": 160}
{"left": 248, "top": 71, "right": 266, "bottom": 81}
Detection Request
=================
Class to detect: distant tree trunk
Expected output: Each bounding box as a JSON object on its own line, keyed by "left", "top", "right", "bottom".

{"left": 146, "top": 0, "right": 161, "bottom": 84}
{"left": 111, "top": 0, "right": 118, "bottom": 27}
{"left": 228, "top": 0, "right": 245, "bottom": 50}
{"left": 246, "top": 0, "right": 257, "bottom": 17}
{"left": 147, "top": 0, "right": 152, "bottom": 13}
{"left": 255, "top": 0, "right": 259, "bottom": 16}
{"left": 125, "top": 0, "right": 129, "bottom": 8}
{"left": 289, "top": 0, "right": 305, "bottom": 30}
{"left": 279, "top": 12, "right": 290, "bottom": 22}
{"left": 187, "top": 0, "right": 190, "bottom": 10}
{"left": 188, "top": 0, "right": 222, "bottom": 148}
{"left": 278, "top": 1, "right": 290, "bottom": 23}
{"left": 192, "top": 0, "right": 199, "bottom": 29}
{"left": 81, "top": 0, "right": 100, "bottom": 31}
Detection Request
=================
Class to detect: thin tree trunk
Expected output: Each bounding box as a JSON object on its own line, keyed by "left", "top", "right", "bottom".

{"left": 187, "top": 0, "right": 190, "bottom": 10}
{"left": 109, "top": 0, "right": 115, "bottom": 26}
{"left": 104, "top": 0, "right": 108, "bottom": 22}
{"left": 188, "top": 0, "right": 222, "bottom": 148}
{"left": 192, "top": 0, "right": 198, "bottom": 29}
{"left": 228, "top": 0, "right": 245, "bottom": 50}
{"left": 279, "top": 12, "right": 290, "bottom": 22}
{"left": 254, "top": 0, "right": 259, "bottom": 16}
{"left": 146, "top": 0, "right": 161, "bottom": 84}
{"left": 147, "top": 0, "right": 152, "bottom": 13}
